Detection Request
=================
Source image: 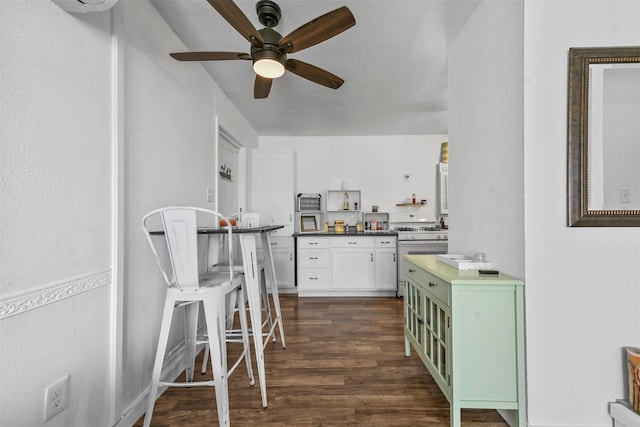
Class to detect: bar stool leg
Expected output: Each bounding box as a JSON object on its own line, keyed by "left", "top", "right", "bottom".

{"left": 202, "top": 293, "right": 230, "bottom": 427}
{"left": 184, "top": 302, "right": 199, "bottom": 382}
{"left": 143, "top": 295, "right": 176, "bottom": 427}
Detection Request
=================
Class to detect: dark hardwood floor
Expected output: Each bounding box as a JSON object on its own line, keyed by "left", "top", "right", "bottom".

{"left": 134, "top": 295, "right": 508, "bottom": 426}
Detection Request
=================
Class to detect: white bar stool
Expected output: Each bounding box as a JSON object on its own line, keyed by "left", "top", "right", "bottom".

{"left": 141, "top": 207, "right": 254, "bottom": 427}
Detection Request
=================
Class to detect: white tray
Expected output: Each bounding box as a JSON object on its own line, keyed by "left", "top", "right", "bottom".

{"left": 436, "top": 254, "right": 493, "bottom": 270}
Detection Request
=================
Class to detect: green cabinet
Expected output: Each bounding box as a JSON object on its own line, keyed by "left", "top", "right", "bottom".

{"left": 403, "top": 255, "right": 526, "bottom": 427}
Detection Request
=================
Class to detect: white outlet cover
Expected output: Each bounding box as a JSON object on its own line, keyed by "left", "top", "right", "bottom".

{"left": 44, "top": 375, "right": 69, "bottom": 421}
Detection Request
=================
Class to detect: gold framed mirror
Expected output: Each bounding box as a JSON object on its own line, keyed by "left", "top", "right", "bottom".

{"left": 568, "top": 46, "right": 640, "bottom": 226}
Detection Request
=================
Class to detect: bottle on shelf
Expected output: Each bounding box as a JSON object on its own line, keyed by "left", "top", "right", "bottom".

{"left": 412, "top": 193, "right": 416, "bottom": 204}
{"left": 343, "top": 192, "right": 349, "bottom": 210}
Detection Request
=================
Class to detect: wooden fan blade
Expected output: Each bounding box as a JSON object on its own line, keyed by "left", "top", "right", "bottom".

{"left": 279, "top": 6, "right": 355, "bottom": 53}
{"left": 206, "top": 0, "right": 264, "bottom": 46}
{"left": 285, "top": 59, "right": 344, "bottom": 89}
{"left": 254, "top": 75, "right": 273, "bottom": 99}
{"left": 170, "top": 52, "right": 251, "bottom": 61}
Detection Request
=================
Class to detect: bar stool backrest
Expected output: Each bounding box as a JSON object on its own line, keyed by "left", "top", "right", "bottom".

{"left": 142, "top": 207, "right": 234, "bottom": 290}
{"left": 232, "top": 210, "right": 273, "bottom": 228}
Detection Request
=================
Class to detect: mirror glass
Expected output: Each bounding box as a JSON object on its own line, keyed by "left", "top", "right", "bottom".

{"left": 567, "top": 46, "right": 640, "bottom": 226}
{"left": 587, "top": 63, "right": 640, "bottom": 211}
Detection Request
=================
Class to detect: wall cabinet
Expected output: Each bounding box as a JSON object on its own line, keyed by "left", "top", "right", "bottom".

{"left": 403, "top": 255, "right": 526, "bottom": 427}
{"left": 296, "top": 235, "right": 397, "bottom": 296}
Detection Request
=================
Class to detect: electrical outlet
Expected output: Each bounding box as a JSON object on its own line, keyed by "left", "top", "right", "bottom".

{"left": 207, "top": 187, "right": 215, "bottom": 203}
{"left": 44, "top": 375, "right": 69, "bottom": 421}
{"left": 620, "top": 187, "right": 631, "bottom": 204}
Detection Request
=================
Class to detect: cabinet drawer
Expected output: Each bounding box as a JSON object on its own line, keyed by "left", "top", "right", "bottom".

{"left": 331, "top": 237, "right": 374, "bottom": 248}
{"left": 298, "top": 238, "right": 329, "bottom": 249}
{"left": 405, "top": 264, "right": 450, "bottom": 305}
{"left": 298, "top": 249, "right": 330, "bottom": 268}
{"left": 375, "top": 237, "right": 397, "bottom": 248}
{"left": 269, "top": 236, "right": 293, "bottom": 248}
{"left": 297, "top": 269, "right": 330, "bottom": 289}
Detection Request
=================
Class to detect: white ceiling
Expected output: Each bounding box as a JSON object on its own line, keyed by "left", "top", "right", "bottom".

{"left": 149, "top": 0, "right": 480, "bottom": 136}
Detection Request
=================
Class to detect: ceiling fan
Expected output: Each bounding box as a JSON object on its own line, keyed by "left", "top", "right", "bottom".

{"left": 170, "top": 0, "right": 356, "bottom": 99}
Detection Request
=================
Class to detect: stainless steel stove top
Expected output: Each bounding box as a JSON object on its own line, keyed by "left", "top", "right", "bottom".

{"left": 389, "top": 212, "right": 447, "bottom": 241}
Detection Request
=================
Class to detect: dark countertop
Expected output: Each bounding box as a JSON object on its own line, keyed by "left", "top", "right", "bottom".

{"left": 293, "top": 230, "right": 397, "bottom": 237}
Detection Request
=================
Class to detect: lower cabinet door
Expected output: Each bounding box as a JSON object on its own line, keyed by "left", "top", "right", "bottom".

{"left": 331, "top": 248, "right": 374, "bottom": 289}
{"left": 375, "top": 248, "right": 397, "bottom": 290}
{"left": 271, "top": 247, "right": 295, "bottom": 290}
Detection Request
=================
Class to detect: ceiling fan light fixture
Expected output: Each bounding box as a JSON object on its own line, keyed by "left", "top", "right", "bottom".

{"left": 253, "top": 49, "right": 285, "bottom": 78}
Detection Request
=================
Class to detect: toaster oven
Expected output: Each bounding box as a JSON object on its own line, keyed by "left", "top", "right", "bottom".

{"left": 296, "top": 193, "right": 322, "bottom": 212}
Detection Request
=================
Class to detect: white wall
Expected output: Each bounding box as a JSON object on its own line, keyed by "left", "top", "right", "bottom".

{"left": 448, "top": 0, "right": 525, "bottom": 277}
{"left": 0, "top": 0, "right": 259, "bottom": 426}
{"left": 523, "top": 1, "right": 640, "bottom": 426}
{"left": 451, "top": 0, "right": 640, "bottom": 426}
{"left": 449, "top": 2, "right": 524, "bottom": 424}
{"left": 0, "top": 1, "right": 112, "bottom": 425}
{"left": 259, "top": 135, "right": 447, "bottom": 222}
{"left": 114, "top": 0, "right": 258, "bottom": 423}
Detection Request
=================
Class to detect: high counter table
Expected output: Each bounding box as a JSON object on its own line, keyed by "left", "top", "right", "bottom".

{"left": 152, "top": 224, "right": 284, "bottom": 408}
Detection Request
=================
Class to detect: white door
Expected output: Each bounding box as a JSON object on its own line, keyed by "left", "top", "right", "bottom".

{"left": 251, "top": 150, "right": 294, "bottom": 229}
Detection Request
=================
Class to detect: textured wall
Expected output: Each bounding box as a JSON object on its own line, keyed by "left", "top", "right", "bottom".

{"left": 523, "top": 1, "right": 640, "bottom": 426}
{"left": 0, "top": 0, "right": 112, "bottom": 425}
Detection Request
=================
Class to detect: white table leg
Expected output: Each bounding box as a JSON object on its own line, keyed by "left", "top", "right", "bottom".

{"left": 237, "top": 233, "right": 267, "bottom": 408}
{"left": 261, "top": 232, "right": 286, "bottom": 348}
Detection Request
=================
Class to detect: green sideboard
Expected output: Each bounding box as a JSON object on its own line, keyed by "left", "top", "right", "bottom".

{"left": 403, "top": 255, "right": 526, "bottom": 426}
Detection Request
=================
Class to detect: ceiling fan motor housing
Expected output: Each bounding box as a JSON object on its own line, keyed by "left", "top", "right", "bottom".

{"left": 252, "top": 27, "right": 286, "bottom": 66}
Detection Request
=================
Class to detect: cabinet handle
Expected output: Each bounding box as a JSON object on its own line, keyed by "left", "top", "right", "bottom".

{"left": 348, "top": 241, "right": 357, "bottom": 245}
{"left": 310, "top": 277, "right": 317, "bottom": 280}
{"left": 371, "top": 253, "right": 374, "bottom": 262}
{"left": 393, "top": 253, "right": 396, "bottom": 262}
{"left": 428, "top": 282, "right": 436, "bottom": 287}
{"left": 310, "top": 242, "right": 318, "bottom": 245}
{"left": 271, "top": 242, "right": 278, "bottom": 246}
{"left": 290, "top": 253, "right": 293, "bottom": 261}
{"left": 408, "top": 268, "right": 416, "bottom": 273}
{"left": 381, "top": 240, "right": 390, "bottom": 244}
{"left": 309, "top": 257, "right": 318, "bottom": 260}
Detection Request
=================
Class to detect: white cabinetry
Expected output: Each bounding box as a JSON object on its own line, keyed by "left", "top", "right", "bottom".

{"left": 331, "top": 237, "right": 374, "bottom": 289}
{"left": 297, "top": 238, "right": 330, "bottom": 291}
{"left": 374, "top": 237, "right": 397, "bottom": 290}
{"left": 251, "top": 150, "right": 295, "bottom": 291}
{"left": 296, "top": 235, "right": 397, "bottom": 296}
{"left": 269, "top": 237, "right": 295, "bottom": 291}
